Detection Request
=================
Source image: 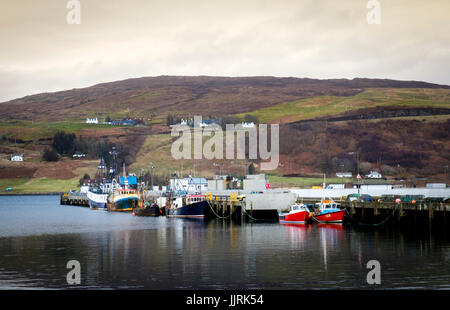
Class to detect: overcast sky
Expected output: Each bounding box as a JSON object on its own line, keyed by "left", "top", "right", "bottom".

{"left": 1, "top": 0, "right": 449, "bottom": 102}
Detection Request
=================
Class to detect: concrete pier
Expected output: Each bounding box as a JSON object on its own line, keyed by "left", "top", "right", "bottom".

{"left": 60, "top": 191, "right": 89, "bottom": 207}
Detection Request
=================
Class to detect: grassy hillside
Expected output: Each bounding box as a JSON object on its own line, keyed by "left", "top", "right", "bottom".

{"left": 0, "top": 77, "right": 449, "bottom": 193}
{"left": 241, "top": 88, "right": 450, "bottom": 123}
{"left": 0, "top": 120, "right": 123, "bottom": 141}
{"left": 1, "top": 76, "right": 448, "bottom": 122}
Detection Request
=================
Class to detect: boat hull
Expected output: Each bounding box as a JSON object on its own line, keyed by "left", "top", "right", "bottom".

{"left": 108, "top": 197, "right": 138, "bottom": 212}
{"left": 313, "top": 210, "right": 345, "bottom": 223}
{"left": 166, "top": 200, "right": 209, "bottom": 219}
{"left": 132, "top": 205, "right": 161, "bottom": 217}
{"left": 279, "top": 210, "right": 310, "bottom": 224}
{"left": 87, "top": 191, "right": 108, "bottom": 210}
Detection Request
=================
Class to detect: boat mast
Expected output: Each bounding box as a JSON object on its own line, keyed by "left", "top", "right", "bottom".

{"left": 123, "top": 162, "right": 128, "bottom": 190}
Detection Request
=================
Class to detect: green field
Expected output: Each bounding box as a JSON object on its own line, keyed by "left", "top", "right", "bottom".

{"left": 0, "top": 178, "right": 80, "bottom": 194}
{"left": 240, "top": 88, "right": 450, "bottom": 123}
{"left": 268, "top": 175, "right": 351, "bottom": 188}
{"left": 0, "top": 120, "right": 123, "bottom": 140}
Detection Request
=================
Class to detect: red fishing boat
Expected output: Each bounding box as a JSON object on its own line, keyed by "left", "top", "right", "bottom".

{"left": 312, "top": 199, "right": 345, "bottom": 223}
{"left": 278, "top": 203, "right": 312, "bottom": 224}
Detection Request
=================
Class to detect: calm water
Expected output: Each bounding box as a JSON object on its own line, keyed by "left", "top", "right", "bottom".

{"left": 0, "top": 195, "right": 449, "bottom": 289}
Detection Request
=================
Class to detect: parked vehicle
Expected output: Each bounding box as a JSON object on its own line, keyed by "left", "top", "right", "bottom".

{"left": 357, "top": 194, "right": 373, "bottom": 202}
{"left": 346, "top": 193, "right": 360, "bottom": 201}
{"left": 400, "top": 195, "right": 425, "bottom": 203}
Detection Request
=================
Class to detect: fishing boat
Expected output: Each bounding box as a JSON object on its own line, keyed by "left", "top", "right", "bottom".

{"left": 107, "top": 188, "right": 139, "bottom": 211}
{"left": 278, "top": 203, "right": 312, "bottom": 224}
{"left": 166, "top": 194, "right": 209, "bottom": 219}
{"left": 311, "top": 199, "right": 345, "bottom": 223}
{"left": 106, "top": 164, "right": 139, "bottom": 212}
{"left": 132, "top": 201, "right": 161, "bottom": 217}
{"left": 88, "top": 179, "right": 122, "bottom": 210}
{"left": 87, "top": 187, "right": 108, "bottom": 210}
{"left": 87, "top": 156, "right": 121, "bottom": 210}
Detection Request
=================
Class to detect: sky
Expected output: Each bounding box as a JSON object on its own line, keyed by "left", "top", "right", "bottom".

{"left": 0, "top": 0, "right": 449, "bottom": 102}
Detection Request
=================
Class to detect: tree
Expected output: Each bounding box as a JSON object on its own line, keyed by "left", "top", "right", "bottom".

{"left": 42, "top": 149, "right": 58, "bottom": 162}
{"left": 248, "top": 163, "right": 256, "bottom": 175}
{"left": 79, "top": 173, "right": 91, "bottom": 186}
{"left": 244, "top": 114, "right": 259, "bottom": 124}
{"left": 52, "top": 131, "right": 76, "bottom": 155}
{"left": 166, "top": 114, "right": 174, "bottom": 126}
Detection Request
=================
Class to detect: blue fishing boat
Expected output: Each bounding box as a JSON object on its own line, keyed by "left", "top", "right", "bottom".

{"left": 166, "top": 195, "right": 210, "bottom": 219}
{"left": 106, "top": 163, "right": 139, "bottom": 212}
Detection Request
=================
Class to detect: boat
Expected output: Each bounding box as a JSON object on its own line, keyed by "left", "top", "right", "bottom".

{"left": 166, "top": 194, "right": 210, "bottom": 219}
{"left": 106, "top": 164, "right": 139, "bottom": 212}
{"left": 107, "top": 188, "right": 139, "bottom": 211}
{"left": 87, "top": 156, "right": 120, "bottom": 210}
{"left": 311, "top": 199, "right": 345, "bottom": 223}
{"left": 278, "top": 203, "right": 312, "bottom": 224}
{"left": 132, "top": 201, "right": 161, "bottom": 217}
{"left": 87, "top": 179, "right": 121, "bottom": 210}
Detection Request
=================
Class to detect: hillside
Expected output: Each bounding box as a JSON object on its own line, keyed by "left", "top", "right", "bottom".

{"left": 1, "top": 76, "right": 449, "bottom": 122}
{"left": 0, "top": 76, "right": 449, "bottom": 192}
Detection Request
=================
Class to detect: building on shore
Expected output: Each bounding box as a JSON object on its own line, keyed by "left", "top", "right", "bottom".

{"left": 336, "top": 172, "right": 352, "bottom": 178}
{"left": 10, "top": 153, "right": 23, "bottom": 161}
{"left": 86, "top": 117, "right": 98, "bottom": 124}
{"left": 354, "top": 179, "right": 393, "bottom": 190}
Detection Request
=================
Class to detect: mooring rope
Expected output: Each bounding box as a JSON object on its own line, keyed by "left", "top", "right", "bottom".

{"left": 206, "top": 199, "right": 277, "bottom": 222}
{"left": 242, "top": 208, "right": 278, "bottom": 222}
{"left": 345, "top": 204, "right": 400, "bottom": 226}
{"left": 310, "top": 213, "right": 333, "bottom": 224}
{"left": 206, "top": 200, "right": 235, "bottom": 219}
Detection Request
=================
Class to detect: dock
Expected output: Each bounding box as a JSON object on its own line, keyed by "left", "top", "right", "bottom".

{"left": 60, "top": 191, "right": 89, "bottom": 207}
{"left": 204, "top": 190, "right": 297, "bottom": 222}
{"left": 339, "top": 200, "right": 450, "bottom": 228}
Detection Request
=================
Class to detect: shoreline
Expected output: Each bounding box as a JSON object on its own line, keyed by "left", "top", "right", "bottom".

{"left": 0, "top": 192, "right": 63, "bottom": 196}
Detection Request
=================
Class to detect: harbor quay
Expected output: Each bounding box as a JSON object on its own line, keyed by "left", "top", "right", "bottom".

{"left": 60, "top": 183, "right": 450, "bottom": 229}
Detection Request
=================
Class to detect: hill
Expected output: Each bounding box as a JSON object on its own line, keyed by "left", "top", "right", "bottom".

{"left": 0, "top": 76, "right": 449, "bottom": 192}
{"left": 1, "top": 76, "right": 449, "bottom": 122}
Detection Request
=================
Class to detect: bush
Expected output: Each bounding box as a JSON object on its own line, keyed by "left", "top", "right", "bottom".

{"left": 42, "top": 149, "right": 58, "bottom": 162}
{"left": 52, "top": 131, "right": 76, "bottom": 155}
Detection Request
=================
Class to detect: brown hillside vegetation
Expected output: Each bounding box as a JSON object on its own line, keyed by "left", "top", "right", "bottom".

{"left": 1, "top": 76, "right": 448, "bottom": 121}
{"left": 279, "top": 118, "right": 450, "bottom": 181}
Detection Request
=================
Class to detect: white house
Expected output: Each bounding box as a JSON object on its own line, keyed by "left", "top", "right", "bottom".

{"left": 241, "top": 122, "right": 255, "bottom": 128}
{"left": 354, "top": 180, "right": 392, "bottom": 190}
{"left": 365, "top": 171, "right": 382, "bottom": 179}
{"left": 86, "top": 118, "right": 98, "bottom": 124}
{"left": 72, "top": 151, "right": 86, "bottom": 158}
{"left": 336, "top": 172, "right": 352, "bottom": 178}
{"left": 11, "top": 154, "right": 23, "bottom": 161}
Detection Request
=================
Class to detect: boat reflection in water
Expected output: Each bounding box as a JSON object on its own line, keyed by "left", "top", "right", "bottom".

{"left": 317, "top": 223, "right": 345, "bottom": 270}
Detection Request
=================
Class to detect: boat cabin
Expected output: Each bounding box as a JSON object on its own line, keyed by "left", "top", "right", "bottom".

{"left": 184, "top": 195, "right": 205, "bottom": 205}
{"left": 316, "top": 199, "right": 340, "bottom": 214}
{"left": 289, "top": 203, "right": 310, "bottom": 213}
{"left": 119, "top": 188, "right": 136, "bottom": 195}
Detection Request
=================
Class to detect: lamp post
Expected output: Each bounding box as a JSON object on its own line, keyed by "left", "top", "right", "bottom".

{"left": 150, "top": 162, "right": 155, "bottom": 190}
{"left": 349, "top": 151, "right": 360, "bottom": 194}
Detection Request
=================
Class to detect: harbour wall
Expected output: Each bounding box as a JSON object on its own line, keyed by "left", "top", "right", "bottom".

{"left": 289, "top": 187, "right": 450, "bottom": 199}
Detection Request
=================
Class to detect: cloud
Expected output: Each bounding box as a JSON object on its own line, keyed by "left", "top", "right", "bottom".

{"left": 0, "top": 0, "right": 449, "bottom": 102}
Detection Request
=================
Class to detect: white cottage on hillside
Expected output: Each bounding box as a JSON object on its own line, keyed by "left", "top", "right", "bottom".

{"left": 86, "top": 118, "right": 98, "bottom": 124}
{"left": 11, "top": 154, "right": 23, "bottom": 161}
